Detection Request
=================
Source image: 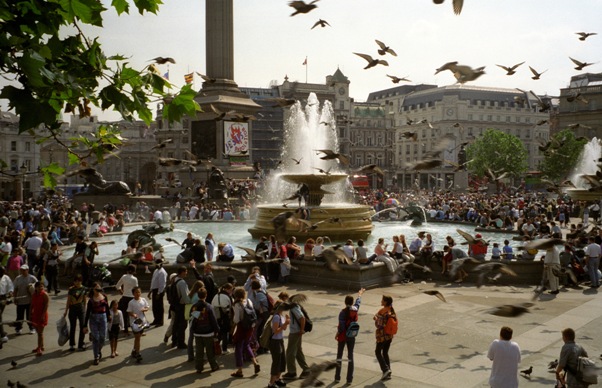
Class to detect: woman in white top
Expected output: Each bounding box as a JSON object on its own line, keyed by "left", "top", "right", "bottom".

{"left": 312, "top": 237, "right": 325, "bottom": 257}
{"left": 342, "top": 240, "right": 355, "bottom": 261}
{"left": 115, "top": 264, "right": 138, "bottom": 334}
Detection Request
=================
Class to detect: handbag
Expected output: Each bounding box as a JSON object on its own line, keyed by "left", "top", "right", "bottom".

{"left": 213, "top": 338, "right": 222, "bottom": 356}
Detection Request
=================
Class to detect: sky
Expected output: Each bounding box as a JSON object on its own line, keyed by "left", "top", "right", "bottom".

{"left": 6, "top": 0, "right": 602, "bottom": 121}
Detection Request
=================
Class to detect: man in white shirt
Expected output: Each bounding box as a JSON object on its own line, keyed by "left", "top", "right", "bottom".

{"left": 0, "top": 266, "right": 14, "bottom": 343}
{"left": 487, "top": 326, "right": 521, "bottom": 388}
{"left": 584, "top": 236, "right": 601, "bottom": 288}
{"left": 148, "top": 258, "right": 167, "bottom": 326}
{"left": 543, "top": 246, "right": 561, "bottom": 294}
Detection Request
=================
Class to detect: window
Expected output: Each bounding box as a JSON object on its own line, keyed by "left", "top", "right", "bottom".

{"left": 355, "top": 155, "right": 362, "bottom": 165}
{"left": 182, "top": 135, "right": 189, "bottom": 144}
{"left": 405, "top": 144, "right": 410, "bottom": 153}
{"left": 25, "top": 142, "right": 31, "bottom": 152}
{"left": 468, "top": 114, "right": 473, "bottom": 120}
{"left": 10, "top": 141, "right": 16, "bottom": 151}
{"left": 367, "top": 138, "right": 372, "bottom": 146}
{"left": 367, "top": 154, "right": 373, "bottom": 164}
{"left": 506, "top": 116, "right": 511, "bottom": 122}
{"left": 479, "top": 115, "right": 483, "bottom": 121}
{"left": 516, "top": 116, "right": 520, "bottom": 122}
{"left": 487, "top": 115, "right": 492, "bottom": 121}
{"left": 340, "top": 101, "right": 345, "bottom": 110}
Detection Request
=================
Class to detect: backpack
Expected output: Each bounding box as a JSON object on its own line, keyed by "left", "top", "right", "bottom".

{"left": 384, "top": 314, "right": 398, "bottom": 336}
{"left": 346, "top": 321, "right": 360, "bottom": 338}
{"left": 258, "top": 290, "right": 275, "bottom": 314}
{"left": 576, "top": 355, "right": 598, "bottom": 384}
{"left": 240, "top": 300, "right": 257, "bottom": 329}
{"left": 259, "top": 314, "right": 275, "bottom": 349}
{"left": 292, "top": 304, "right": 313, "bottom": 333}
{"left": 191, "top": 301, "right": 213, "bottom": 335}
{"left": 167, "top": 278, "right": 183, "bottom": 306}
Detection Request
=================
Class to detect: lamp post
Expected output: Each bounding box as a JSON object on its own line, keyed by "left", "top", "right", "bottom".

{"left": 15, "top": 163, "right": 27, "bottom": 202}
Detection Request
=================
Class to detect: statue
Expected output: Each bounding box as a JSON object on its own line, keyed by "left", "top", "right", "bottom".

{"left": 208, "top": 166, "right": 227, "bottom": 199}
{"left": 457, "top": 145, "right": 467, "bottom": 171}
{"left": 77, "top": 168, "right": 131, "bottom": 195}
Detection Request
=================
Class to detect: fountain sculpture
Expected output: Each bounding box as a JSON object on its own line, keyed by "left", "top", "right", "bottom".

{"left": 565, "top": 138, "right": 602, "bottom": 201}
{"left": 248, "top": 93, "right": 374, "bottom": 241}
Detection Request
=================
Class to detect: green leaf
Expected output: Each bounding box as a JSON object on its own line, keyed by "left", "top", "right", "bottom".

{"left": 67, "top": 152, "right": 80, "bottom": 165}
{"left": 58, "top": 0, "right": 105, "bottom": 26}
{"left": 111, "top": 0, "right": 129, "bottom": 15}
{"left": 132, "top": 0, "right": 163, "bottom": 15}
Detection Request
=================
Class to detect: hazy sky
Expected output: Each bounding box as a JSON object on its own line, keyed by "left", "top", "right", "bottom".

{"left": 15, "top": 1, "right": 602, "bottom": 121}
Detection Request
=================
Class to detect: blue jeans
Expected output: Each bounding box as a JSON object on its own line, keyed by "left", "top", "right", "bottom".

{"left": 335, "top": 338, "right": 355, "bottom": 383}
{"left": 588, "top": 257, "right": 600, "bottom": 287}
{"left": 90, "top": 313, "right": 107, "bottom": 359}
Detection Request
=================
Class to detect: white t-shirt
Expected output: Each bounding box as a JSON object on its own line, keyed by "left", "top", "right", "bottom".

{"left": 585, "top": 242, "right": 601, "bottom": 259}
{"left": 116, "top": 274, "right": 139, "bottom": 298}
{"left": 127, "top": 297, "right": 149, "bottom": 326}
{"left": 487, "top": 339, "right": 521, "bottom": 388}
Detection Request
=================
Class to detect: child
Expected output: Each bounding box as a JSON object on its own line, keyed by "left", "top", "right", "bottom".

{"left": 109, "top": 300, "right": 124, "bottom": 358}
{"left": 502, "top": 240, "right": 514, "bottom": 261}
{"left": 30, "top": 281, "right": 49, "bottom": 356}
{"left": 491, "top": 243, "right": 501, "bottom": 261}
{"left": 127, "top": 286, "right": 149, "bottom": 362}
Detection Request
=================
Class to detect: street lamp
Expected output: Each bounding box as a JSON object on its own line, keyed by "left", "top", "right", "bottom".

{"left": 15, "top": 163, "right": 27, "bottom": 202}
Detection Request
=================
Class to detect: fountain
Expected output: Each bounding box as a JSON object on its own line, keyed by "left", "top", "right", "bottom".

{"left": 565, "top": 138, "right": 602, "bottom": 201}
{"left": 248, "top": 93, "right": 374, "bottom": 241}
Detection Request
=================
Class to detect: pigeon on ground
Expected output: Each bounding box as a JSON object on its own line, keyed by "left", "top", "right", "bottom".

{"left": 520, "top": 366, "right": 533, "bottom": 377}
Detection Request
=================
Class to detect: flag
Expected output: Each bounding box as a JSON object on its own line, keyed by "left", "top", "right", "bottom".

{"left": 302, "top": 57, "right": 307, "bottom": 66}
{"left": 184, "top": 72, "right": 194, "bottom": 84}
{"left": 163, "top": 71, "right": 169, "bottom": 80}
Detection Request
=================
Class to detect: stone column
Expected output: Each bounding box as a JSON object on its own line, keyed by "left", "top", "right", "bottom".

{"left": 206, "top": 0, "right": 234, "bottom": 80}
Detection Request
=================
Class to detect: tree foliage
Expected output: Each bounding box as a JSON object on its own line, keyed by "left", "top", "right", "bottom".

{"left": 0, "top": 0, "right": 200, "bottom": 186}
{"left": 538, "top": 129, "right": 588, "bottom": 181}
{"left": 466, "top": 129, "right": 528, "bottom": 178}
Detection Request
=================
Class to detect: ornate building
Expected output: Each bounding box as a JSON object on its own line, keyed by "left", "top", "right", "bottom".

{"left": 556, "top": 72, "right": 602, "bottom": 138}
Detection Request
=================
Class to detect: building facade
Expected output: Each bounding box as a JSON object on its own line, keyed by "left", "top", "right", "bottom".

{"left": 556, "top": 72, "right": 602, "bottom": 138}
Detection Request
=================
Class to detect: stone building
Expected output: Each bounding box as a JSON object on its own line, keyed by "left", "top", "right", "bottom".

{"left": 556, "top": 72, "right": 602, "bottom": 138}
{"left": 369, "top": 84, "right": 551, "bottom": 190}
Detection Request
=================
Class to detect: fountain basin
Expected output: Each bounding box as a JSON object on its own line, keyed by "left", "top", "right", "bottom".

{"left": 248, "top": 204, "right": 374, "bottom": 241}
{"left": 564, "top": 189, "right": 602, "bottom": 201}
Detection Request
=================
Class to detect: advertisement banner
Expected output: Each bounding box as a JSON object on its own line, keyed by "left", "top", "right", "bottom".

{"left": 224, "top": 121, "right": 249, "bottom": 156}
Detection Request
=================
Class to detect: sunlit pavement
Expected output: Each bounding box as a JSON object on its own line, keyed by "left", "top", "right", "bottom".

{"left": 1, "top": 279, "right": 600, "bottom": 387}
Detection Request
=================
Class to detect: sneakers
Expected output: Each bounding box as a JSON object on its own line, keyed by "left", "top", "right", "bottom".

{"left": 1, "top": 336, "right": 8, "bottom": 343}
{"left": 299, "top": 370, "right": 310, "bottom": 378}
{"left": 381, "top": 369, "right": 392, "bottom": 381}
{"left": 15, "top": 329, "right": 21, "bottom": 335}
{"left": 275, "top": 380, "right": 287, "bottom": 387}
{"left": 30, "top": 328, "right": 37, "bottom": 335}
{"left": 282, "top": 373, "right": 297, "bottom": 380}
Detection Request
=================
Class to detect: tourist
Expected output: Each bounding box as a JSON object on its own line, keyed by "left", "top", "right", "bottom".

{"left": 64, "top": 274, "right": 87, "bottom": 351}
{"left": 267, "top": 302, "right": 290, "bottom": 388}
{"left": 13, "top": 264, "right": 37, "bottom": 334}
{"left": 205, "top": 233, "right": 216, "bottom": 261}
{"left": 249, "top": 279, "right": 270, "bottom": 353}
{"left": 7, "top": 249, "right": 22, "bottom": 280}
{"left": 280, "top": 253, "right": 291, "bottom": 284}
{"left": 268, "top": 235, "right": 279, "bottom": 259}
{"left": 64, "top": 235, "right": 86, "bottom": 277}
{"left": 217, "top": 242, "right": 235, "bottom": 262}
{"left": 468, "top": 233, "right": 488, "bottom": 261}
{"left": 108, "top": 300, "right": 124, "bottom": 358}
{"left": 42, "top": 242, "right": 61, "bottom": 296}
{"left": 443, "top": 245, "right": 468, "bottom": 281}
{"left": 170, "top": 266, "right": 190, "bottom": 350}
{"left": 286, "top": 237, "right": 301, "bottom": 260}
{"left": 487, "top": 326, "right": 521, "bottom": 388}
{"left": 127, "top": 286, "right": 149, "bottom": 362}
{"left": 192, "top": 262, "right": 217, "bottom": 302}
{"left": 186, "top": 280, "right": 205, "bottom": 361}
{"left": 190, "top": 239, "right": 206, "bottom": 263}
{"left": 0, "top": 266, "right": 13, "bottom": 344}
{"left": 355, "top": 239, "right": 370, "bottom": 264}
{"left": 312, "top": 237, "right": 324, "bottom": 257}
{"left": 244, "top": 266, "right": 268, "bottom": 293}
{"left": 372, "top": 238, "right": 398, "bottom": 273}
{"left": 335, "top": 288, "right": 365, "bottom": 385}
{"left": 115, "top": 264, "right": 138, "bottom": 334}
{"left": 303, "top": 238, "right": 315, "bottom": 258}
{"left": 211, "top": 282, "right": 233, "bottom": 354}
{"left": 190, "top": 287, "right": 220, "bottom": 374}
{"left": 23, "top": 231, "right": 43, "bottom": 274}
{"left": 181, "top": 232, "right": 195, "bottom": 250}
{"left": 409, "top": 231, "right": 425, "bottom": 257}
{"left": 84, "top": 282, "right": 110, "bottom": 365}
{"left": 282, "top": 295, "right": 310, "bottom": 380}
{"left": 491, "top": 243, "right": 502, "bottom": 261}
{"left": 82, "top": 240, "right": 98, "bottom": 286}
{"left": 231, "top": 287, "right": 260, "bottom": 378}
{"left": 30, "top": 281, "right": 49, "bottom": 356}
{"left": 148, "top": 257, "right": 167, "bottom": 326}
{"left": 502, "top": 240, "right": 514, "bottom": 261}
{"left": 543, "top": 246, "right": 561, "bottom": 295}
{"left": 584, "top": 236, "right": 600, "bottom": 288}
{"left": 374, "top": 295, "right": 396, "bottom": 381}
{"left": 555, "top": 328, "right": 590, "bottom": 388}
{"left": 342, "top": 239, "right": 355, "bottom": 261}
{"left": 399, "top": 234, "right": 414, "bottom": 262}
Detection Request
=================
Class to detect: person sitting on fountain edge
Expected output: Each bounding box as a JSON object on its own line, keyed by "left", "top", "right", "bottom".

{"left": 217, "top": 242, "right": 235, "bottom": 262}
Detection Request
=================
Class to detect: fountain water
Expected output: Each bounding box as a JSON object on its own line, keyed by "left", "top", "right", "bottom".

{"left": 566, "top": 138, "right": 602, "bottom": 201}
{"left": 249, "top": 93, "right": 374, "bottom": 241}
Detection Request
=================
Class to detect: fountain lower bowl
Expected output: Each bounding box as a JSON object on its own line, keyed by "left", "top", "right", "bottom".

{"left": 564, "top": 189, "right": 602, "bottom": 201}
{"left": 248, "top": 204, "right": 374, "bottom": 241}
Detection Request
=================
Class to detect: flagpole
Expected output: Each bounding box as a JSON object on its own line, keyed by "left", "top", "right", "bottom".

{"left": 305, "top": 56, "right": 308, "bottom": 84}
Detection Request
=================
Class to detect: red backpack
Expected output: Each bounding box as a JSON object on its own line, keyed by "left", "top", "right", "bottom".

{"left": 384, "top": 314, "right": 398, "bottom": 336}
